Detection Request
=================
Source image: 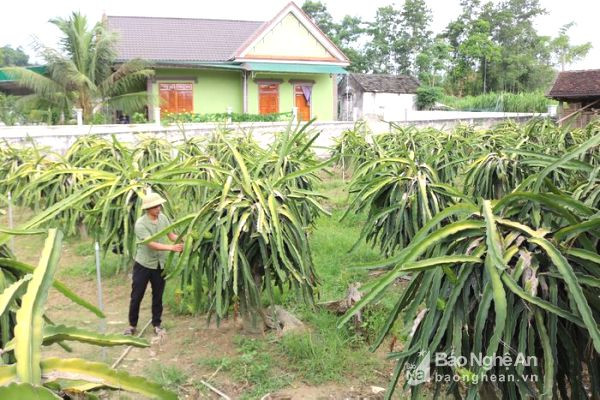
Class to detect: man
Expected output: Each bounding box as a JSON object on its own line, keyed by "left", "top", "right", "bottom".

{"left": 124, "top": 192, "right": 183, "bottom": 336}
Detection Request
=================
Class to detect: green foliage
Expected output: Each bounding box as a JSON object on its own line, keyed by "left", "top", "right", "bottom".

{"left": 162, "top": 111, "right": 293, "bottom": 123}
{"left": 0, "top": 229, "right": 177, "bottom": 399}
{"left": 416, "top": 86, "right": 443, "bottom": 110}
{"left": 344, "top": 156, "right": 453, "bottom": 256}
{"left": 0, "top": 45, "right": 29, "bottom": 67}
{"left": 339, "top": 119, "right": 600, "bottom": 399}
{"left": 0, "top": 93, "right": 23, "bottom": 126}
{"left": 550, "top": 22, "right": 592, "bottom": 71}
{"left": 301, "top": 1, "right": 367, "bottom": 71}
{"left": 0, "top": 13, "right": 153, "bottom": 123}
{"left": 151, "top": 124, "right": 328, "bottom": 323}
{"left": 442, "top": 91, "right": 556, "bottom": 113}
{"left": 90, "top": 112, "right": 107, "bottom": 125}
{"left": 0, "top": 122, "right": 328, "bottom": 329}
{"left": 330, "top": 122, "right": 373, "bottom": 170}
{"left": 306, "top": 0, "right": 581, "bottom": 95}
{"left": 131, "top": 111, "right": 148, "bottom": 123}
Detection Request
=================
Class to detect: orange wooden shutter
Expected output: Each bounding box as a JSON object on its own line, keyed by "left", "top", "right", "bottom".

{"left": 259, "top": 84, "right": 279, "bottom": 115}
{"left": 159, "top": 82, "right": 193, "bottom": 115}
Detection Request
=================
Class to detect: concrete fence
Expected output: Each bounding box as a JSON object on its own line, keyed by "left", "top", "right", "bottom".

{"left": 0, "top": 112, "right": 544, "bottom": 157}
{"left": 0, "top": 121, "right": 355, "bottom": 157}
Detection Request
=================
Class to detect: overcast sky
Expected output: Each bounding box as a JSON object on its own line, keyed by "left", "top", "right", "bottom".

{"left": 1, "top": 0, "right": 598, "bottom": 70}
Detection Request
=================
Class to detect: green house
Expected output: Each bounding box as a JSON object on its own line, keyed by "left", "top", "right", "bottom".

{"left": 106, "top": 2, "right": 349, "bottom": 122}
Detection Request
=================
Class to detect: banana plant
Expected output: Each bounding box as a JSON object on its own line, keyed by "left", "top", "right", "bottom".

{"left": 0, "top": 229, "right": 177, "bottom": 399}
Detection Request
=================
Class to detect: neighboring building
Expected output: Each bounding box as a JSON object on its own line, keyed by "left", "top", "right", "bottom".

{"left": 106, "top": 2, "right": 349, "bottom": 121}
{"left": 548, "top": 69, "right": 600, "bottom": 127}
{"left": 338, "top": 73, "right": 419, "bottom": 121}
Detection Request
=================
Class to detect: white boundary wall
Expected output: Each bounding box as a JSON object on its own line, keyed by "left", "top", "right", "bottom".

{"left": 0, "top": 113, "right": 543, "bottom": 157}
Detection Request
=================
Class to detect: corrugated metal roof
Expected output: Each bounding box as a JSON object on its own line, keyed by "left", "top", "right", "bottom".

{"left": 106, "top": 16, "right": 265, "bottom": 62}
{"left": 350, "top": 73, "right": 419, "bottom": 94}
{"left": 0, "top": 65, "right": 47, "bottom": 82}
{"left": 548, "top": 69, "right": 600, "bottom": 98}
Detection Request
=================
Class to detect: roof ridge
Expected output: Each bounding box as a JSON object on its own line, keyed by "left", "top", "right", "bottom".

{"left": 559, "top": 68, "right": 600, "bottom": 73}
{"left": 352, "top": 72, "right": 417, "bottom": 78}
{"left": 106, "top": 15, "right": 264, "bottom": 23}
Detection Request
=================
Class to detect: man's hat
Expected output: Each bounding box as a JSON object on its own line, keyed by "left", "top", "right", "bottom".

{"left": 141, "top": 192, "right": 166, "bottom": 210}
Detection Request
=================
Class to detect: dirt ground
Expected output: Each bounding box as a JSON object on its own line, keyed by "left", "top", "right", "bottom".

{"left": 5, "top": 209, "right": 400, "bottom": 399}
{"left": 41, "top": 274, "right": 394, "bottom": 399}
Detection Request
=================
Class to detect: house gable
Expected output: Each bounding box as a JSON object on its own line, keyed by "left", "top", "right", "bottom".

{"left": 235, "top": 2, "right": 348, "bottom": 64}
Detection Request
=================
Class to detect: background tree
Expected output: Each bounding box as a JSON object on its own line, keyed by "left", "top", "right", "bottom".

{"left": 0, "top": 46, "right": 30, "bottom": 67}
{"left": 301, "top": 0, "right": 336, "bottom": 38}
{"left": 550, "top": 22, "right": 592, "bottom": 71}
{"left": 395, "top": 0, "right": 433, "bottom": 75}
{"left": 302, "top": 1, "right": 367, "bottom": 72}
{"left": 364, "top": 6, "right": 402, "bottom": 73}
{"left": 335, "top": 15, "right": 368, "bottom": 72}
{"left": 416, "top": 39, "right": 452, "bottom": 86}
{"left": 481, "top": 0, "right": 552, "bottom": 93}
{"left": 458, "top": 19, "right": 500, "bottom": 93}
{"left": 1, "top": 12, "right": 153, "bottom": 123}
{"left": 441, "top": 0, "right": 482, "bottom": 94}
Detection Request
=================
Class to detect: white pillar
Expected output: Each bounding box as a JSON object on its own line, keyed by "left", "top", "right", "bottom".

{"left": 227, "top": 106, "right": 232, "bottom": 124}
{"left": 292, "top": 107, "right": 298, "bottom": 123}
{"left": 94, "top": 241, "right": 106, "bottom": 360}
{"left": 154, "top": 107, "right": 161, "bottom": 125}
{"left": 7, "top": 191, "right": 14, "bottom": 253}
{"left": 75, "top": 108, "right": 83, "bottom": 126}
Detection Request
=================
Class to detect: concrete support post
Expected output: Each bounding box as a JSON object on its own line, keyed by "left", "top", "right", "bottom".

{"left": 227, "top": 106, "right": 233, "bottom": 124}
{"left": 94, "top": 241, "right": 106, "bottom": 360}
{"left": 75, "top": 108, "right": 83, "bottom": 126}
{"left": 292, "top": 107, "right": 298, "bottom": 123}
{"left": 154, "top": 107, "right": 161, "bottom": 125}
{"left": 7, "top": 191, "right": 14, "bottom": 253}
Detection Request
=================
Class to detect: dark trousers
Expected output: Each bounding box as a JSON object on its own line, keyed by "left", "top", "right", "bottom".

{"left": 128, "top": 262, "right": 165, "bottom": 327}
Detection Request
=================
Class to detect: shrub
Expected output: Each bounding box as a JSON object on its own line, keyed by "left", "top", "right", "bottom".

{"left": 441, "top": 91, "right": 556, "bottom": 113}
{"left": 162, "top": 111, "right": 293, "bottom": 124}
{"left": 131, "top": 112, "right": 148, "bottom": 123}
{"left": 416, "top": 86, "right": 444, "bottom": 110}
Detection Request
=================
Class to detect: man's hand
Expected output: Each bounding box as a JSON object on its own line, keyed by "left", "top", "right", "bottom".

{"left": 171, "top": 243, "right": 184, "bottom": 253}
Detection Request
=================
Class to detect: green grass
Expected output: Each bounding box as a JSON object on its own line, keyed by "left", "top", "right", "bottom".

{"left": 61, "top": 251, "right": 124, "bottom": 278}
{"left": 162, "top": 174, "right": 400, "bottom": 395}
{"left": 198, "top": 336, "right": 292, "bottom": 400}
{"left": 144, "top": 364, "right": 189, "bottom": 393}
{"left": 278, "top": 308, "right": 381, "bottom": 385}
{"left": 73, "top": 241, "right": 95, "bottom": 256}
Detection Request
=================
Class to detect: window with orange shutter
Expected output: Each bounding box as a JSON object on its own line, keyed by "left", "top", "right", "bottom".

{"left": 159, "top": 82, "right": 193, "bottom": 115}
{"left": 259, "top": 83, "right": 279, "bottom": 115}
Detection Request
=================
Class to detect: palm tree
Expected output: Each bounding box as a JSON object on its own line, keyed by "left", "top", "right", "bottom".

{"left": 1, "top": 12, "right": 153, "bottom": 123}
